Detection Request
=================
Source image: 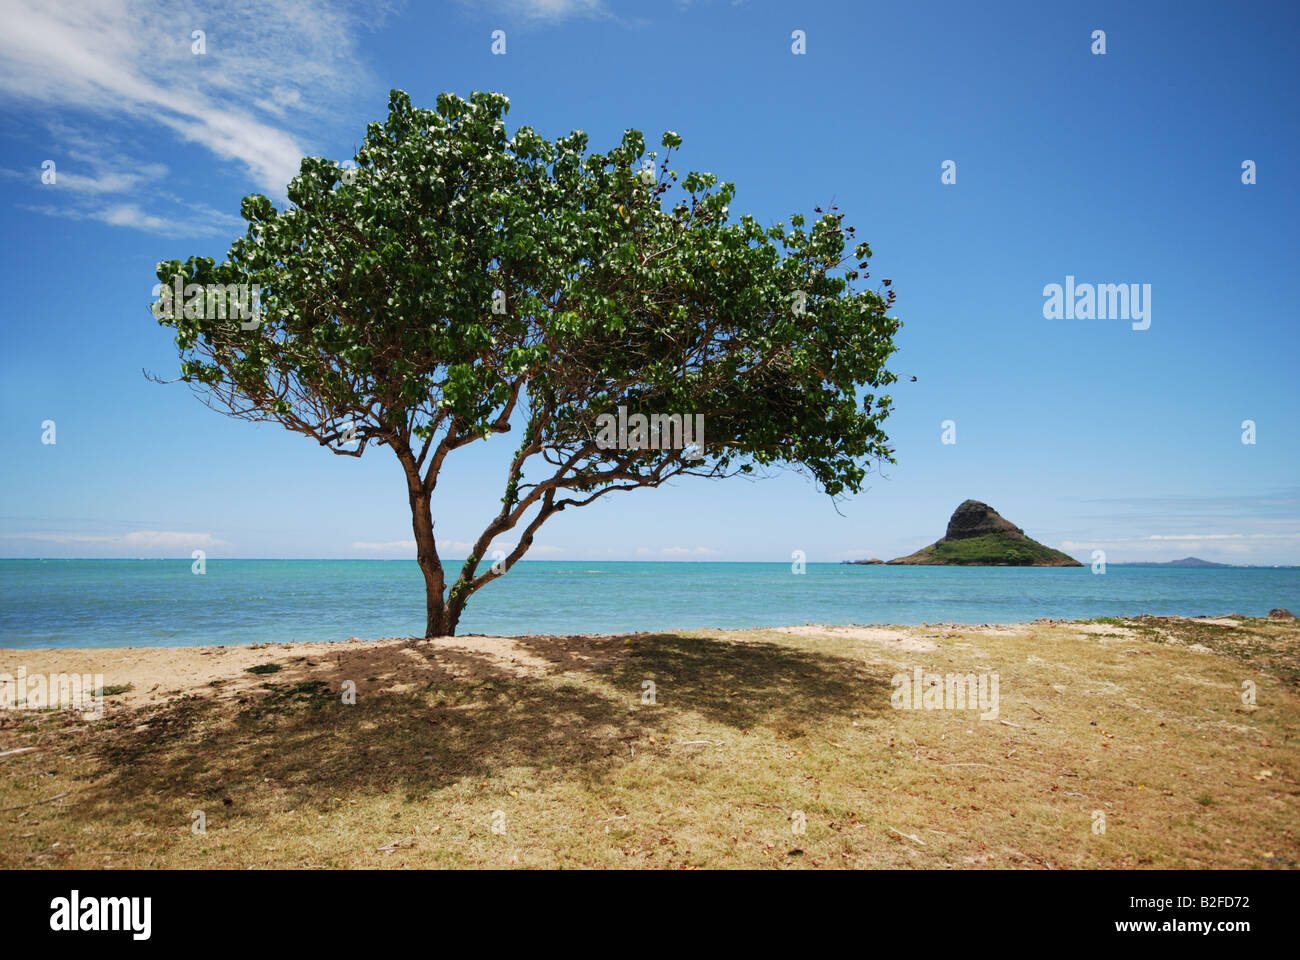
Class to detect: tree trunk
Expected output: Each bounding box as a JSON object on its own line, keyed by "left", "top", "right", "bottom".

{"left": 408, "top": 488, "right": 450, "bottom": 637}
{"left": 442, "top": 597, "right": 464, "bottom": 637}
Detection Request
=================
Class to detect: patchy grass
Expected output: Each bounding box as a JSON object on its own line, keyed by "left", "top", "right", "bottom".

{"left": 1, "top": 618, "right": 1297, "bottom": 869}
{"left": 1085, "top": 616, "right": 1300, "bottom": 689}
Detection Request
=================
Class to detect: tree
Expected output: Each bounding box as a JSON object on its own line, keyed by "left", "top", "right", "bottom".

{"left": 149, "top": 90, "right": 901, "bottom": 637}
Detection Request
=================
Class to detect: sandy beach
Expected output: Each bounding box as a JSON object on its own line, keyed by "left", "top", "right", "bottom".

{"left": 2, "top": 615, "right": 1297, "bottom": 869}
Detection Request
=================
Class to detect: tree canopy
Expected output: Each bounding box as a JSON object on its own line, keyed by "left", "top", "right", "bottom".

{"left": 150, "top": 89, "right": 901, "bottom": 636}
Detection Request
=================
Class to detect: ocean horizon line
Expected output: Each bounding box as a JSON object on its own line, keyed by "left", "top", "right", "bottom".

{"left": 2, "top": 557, "right": 1297, "bottom": 568}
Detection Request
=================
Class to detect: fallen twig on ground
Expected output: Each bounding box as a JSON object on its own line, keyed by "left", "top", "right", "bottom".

{"left": 0, "top": 790, "right": 72, "bottom": 812}
{"left": 889, "top": 826, "right": 926, "bottom": 846}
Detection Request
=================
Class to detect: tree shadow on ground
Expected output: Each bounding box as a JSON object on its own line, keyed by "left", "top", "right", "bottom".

{"left": 72, "top": 631, "right": 892, "bottom": 815}
{"left": 514, "top": 631, "right": 890, "bottom": 730}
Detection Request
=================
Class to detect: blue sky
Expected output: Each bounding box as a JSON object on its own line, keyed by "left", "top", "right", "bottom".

{"left": 0, "top": 0, "right": 1296, "bottom": 565}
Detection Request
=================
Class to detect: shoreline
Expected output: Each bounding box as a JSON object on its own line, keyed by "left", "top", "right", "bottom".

{"left": 1, "top": 611, "right": 1290, "bottom": 651}
{"left": 1, "top": 614, "right": 1292, "bottom": 713}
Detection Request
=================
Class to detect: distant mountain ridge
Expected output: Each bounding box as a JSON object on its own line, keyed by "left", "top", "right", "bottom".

{"left": 883, "top": 500, "right": 1082, "bottom": 567}
{"left": 1111, "top": 557, "right": 1233, "bottom": 567}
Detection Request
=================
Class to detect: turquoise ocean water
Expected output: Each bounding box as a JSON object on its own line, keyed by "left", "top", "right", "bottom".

{"left": 0, "top": 560, "right": 1297, "bottom": 649}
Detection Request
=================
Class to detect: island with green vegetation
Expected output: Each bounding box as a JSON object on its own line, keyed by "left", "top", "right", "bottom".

{"left": 885, "top": 499, "right": 1082, "bottom": 566}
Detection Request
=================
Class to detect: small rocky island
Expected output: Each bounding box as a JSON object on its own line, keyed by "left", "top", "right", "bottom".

{"left": 882, "top": 500, "right": 1082, "bottom": 566}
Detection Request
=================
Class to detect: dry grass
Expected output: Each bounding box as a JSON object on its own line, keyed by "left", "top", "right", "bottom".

{"left": 1, "top": 616, "right": 1297, "bottom": 869}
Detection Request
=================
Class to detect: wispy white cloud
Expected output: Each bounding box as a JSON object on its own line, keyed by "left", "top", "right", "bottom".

{"left": 636, "top": 545, "right": 720, "bottom": 557}
{"left": 0, "top": 160, "right": 165, "bottom": 195}
{"left": 351, "top": 539, "right": 417, "bottom": 552}
{"left": 0, "top": 0, "right": 382, "bottom": 231}
{"left": 1061, "top": 531, "right": 1300, "bottom": 562}
{"left": 18, "top": 199, "right": 241, "bottom": 237}
{"left": 1059, "top": 490, "right": 1300, "bottom": 563}
{"left": 351, "top": 539, "right": 562, "bottom": 557}
{"left": 0, "top": 530, "right": 226, "bottom": 548}
{"left": 1145, "top": 533, "right": 1298, "bottom": 541}
{"left": 465, "top": 0, "right": 608, "bottom": 22}
{"left": 1062, "top": 533, "right": 1300, "bottom": 548}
